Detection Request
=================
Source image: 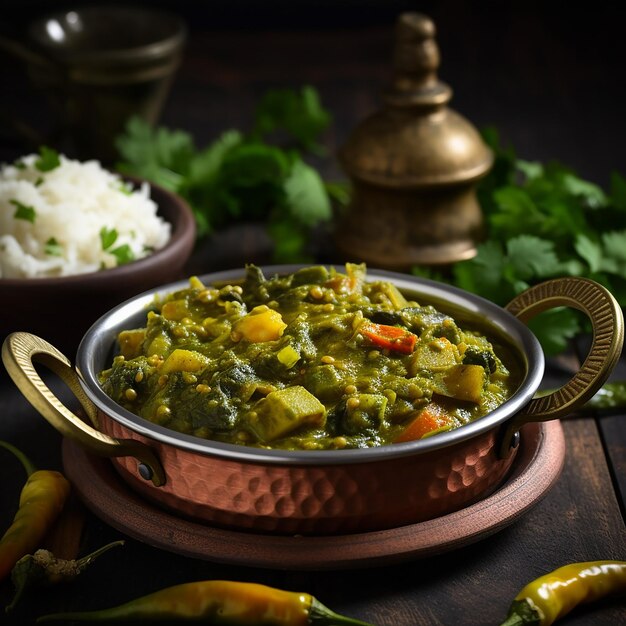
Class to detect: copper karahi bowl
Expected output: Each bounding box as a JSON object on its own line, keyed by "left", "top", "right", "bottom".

{"left": 3, "top": 268, "right": 623, "bottom": 535}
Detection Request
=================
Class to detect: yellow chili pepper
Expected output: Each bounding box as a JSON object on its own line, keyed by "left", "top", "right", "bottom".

{"left": 0, "top": 441, "right": 71, "bottom": 583}
{"left": 37, "top": 579, "right": 374, "bottom": 625}
{"left": 500, "top": 560, "right": 626, "bottom": 625}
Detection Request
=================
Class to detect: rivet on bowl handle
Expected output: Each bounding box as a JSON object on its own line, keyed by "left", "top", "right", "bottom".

{"left": 501, "top": 277, "right": 624, "bottom": 457}
{"left": 2, "top": 332, "right": 166, "bottom": 486}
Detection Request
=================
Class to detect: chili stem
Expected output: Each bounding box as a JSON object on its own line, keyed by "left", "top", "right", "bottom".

{"left": 0, "top": 440, "right": 37, "bottom": 477}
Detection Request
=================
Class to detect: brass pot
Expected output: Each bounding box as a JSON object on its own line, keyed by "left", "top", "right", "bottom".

{"left": 3, "top": 270, "right": 623, "bottom": 535}
{"left": 335, "top": 13, "right": 494, "bottom": 269}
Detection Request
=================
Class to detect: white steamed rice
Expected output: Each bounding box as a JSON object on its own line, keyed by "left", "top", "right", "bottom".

{"left": 0, "top": 153, "right": 171, "bottom": 278}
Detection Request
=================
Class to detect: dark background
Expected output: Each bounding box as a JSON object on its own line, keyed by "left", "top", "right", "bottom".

{"left": 1, "top": 1, "right": 626, "bottom": 189}
{"left": 1, "top": 3, "right": 626, "bottom": 625}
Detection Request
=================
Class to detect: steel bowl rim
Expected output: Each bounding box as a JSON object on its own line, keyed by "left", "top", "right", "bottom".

{"left": 76, "top": 265, "right": 545, "bottom": 466}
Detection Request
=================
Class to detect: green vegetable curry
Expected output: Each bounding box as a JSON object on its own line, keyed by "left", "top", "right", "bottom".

{"left": 99, "top": 264, "right": 520, "bottom": 450}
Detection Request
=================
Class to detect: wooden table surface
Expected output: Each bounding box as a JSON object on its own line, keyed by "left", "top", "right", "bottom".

{"left": 1, "top": 3, "right": 625, "bottom": 624}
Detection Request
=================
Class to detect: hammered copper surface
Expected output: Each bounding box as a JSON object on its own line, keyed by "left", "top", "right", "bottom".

{"left": 101, "top": 411, "right": 515, "bottom": 535}
{"left": 61, "top": 421, "right": 565, "bottom": 569}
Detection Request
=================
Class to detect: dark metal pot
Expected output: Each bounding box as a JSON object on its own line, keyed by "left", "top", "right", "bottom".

{"left": 3, "top": 269, "right": 623, "bottom": 535}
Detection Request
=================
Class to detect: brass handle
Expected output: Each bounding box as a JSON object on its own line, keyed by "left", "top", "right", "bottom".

{"left": 2, "top": 332, "right": 165, "bottom": 486}
{"left": 501, "top": 277, "right": 624, "bottom": 454}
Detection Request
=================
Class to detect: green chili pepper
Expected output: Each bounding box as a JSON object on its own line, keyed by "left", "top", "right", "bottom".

{"left": 0, "top": 441, "right": 71, "bottom": 583}
{"left": 499, "top": 560, "right": 626, "bottom": 625}
{"left": 6, "top": 540, "right": 124, "bottom": 612}
{"left": 37, "top": 579, "right": 374, "bottom": 625}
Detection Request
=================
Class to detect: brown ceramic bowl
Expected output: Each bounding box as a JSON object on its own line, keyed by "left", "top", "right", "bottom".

{"left": 0, "top": 179, "right": 196, "bottom": 357}
{"left": 2, "top": 269, "right": 623, "bottom": 536}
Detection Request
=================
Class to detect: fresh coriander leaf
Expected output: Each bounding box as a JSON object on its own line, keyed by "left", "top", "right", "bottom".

{"left": 45, "top": 237, "right": 63, "bottom": 256}
{"left": 536, "top": 194, "right": 587, "bottom": 242}
{"left": 118, "top": 181, "right": 133, "bottom": 195}
{"left": 116, "top": 161, "right": 184, "bottom": 193}
{"left": 217, "top": 143, "right": 290, "bottom": 221}
{"left": 561, "top": 171, "right": 607, "bottom": 209}
{"left": 602, "top": 230, "right": 626, "bottom": 264}
{"left": 534, "top": 161, "right": 606, "bottom": 211}
{"left": 253, "top": 86, "right": 331, "bottom": 152}
{"left": 283, "top": 158, "right": 331, "bottom": 227}
{"left": 527, "top": 308, "right": 581, "bottom": 356}
{"left": 116, "top": 116, "right": 195, "bottom": 170}
{"left": 267, "top": 219, "right": 313, "bottom": 264}
{"left": 176, "top": 131, "right": 244, "bottom": 235}
{"left": 35, "top": 146, "right": 61, "bottom": 172}
{"left": 115, "top": 116, "right": 195, "bottom": 189}
{"left": 489, "top": 186, "right": 543, "bottom": 239}
{"left": 34, "top": 177, "right": 44, "bottom": 187}
{"left": 505, "top": 235, "right": 561, "bottom": 280}
{"left": 574, "top": 234, "right": 604, "bottom": 273}
{"left": 516, "top": 159, "right": 543, "bottom": 181}
{"left": 220, "top": 143, "right": 291, "bottom": 187}
{"left": 109, "top": 244, "right": 135, "bottom": 265}
{"left": 559, "top": 258, "right": 586, "bottom": 276}
{"left": 574, "top": 231, "right": 626, "bottom": 278}
{"left": 10, "top": 199, "right": 36, "bottom": 223}
{"left": 472, "top": 126, "right": 626, "bottom": 355}
{"left": 452, "top": 240, "right": 513, "bottom": 305}
{"left": 186, "top": 130, "right": 243, "bottom": 187}
{"left": 100, "top": 227, "right": 118, "bottom": 250}
{"left": 13, "top": 159, "right": 26, "bottom": 170}
{"left": 113, "top": 88, "right": 333, "bottom": 262}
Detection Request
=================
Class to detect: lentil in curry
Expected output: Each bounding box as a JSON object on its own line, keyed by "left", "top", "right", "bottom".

{"left": 99, "top": 264, "right": 520, "bottom": 450}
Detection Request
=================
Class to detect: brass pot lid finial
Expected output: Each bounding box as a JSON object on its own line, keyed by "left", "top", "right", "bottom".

{"left": 334, "top": 12, "right": 493, "bottom": 270}
{"left": 388, "top": 12, "right": 450, "bottom": 106}
{"left": 338, "top": 12, "right": 493, "bottom": 189}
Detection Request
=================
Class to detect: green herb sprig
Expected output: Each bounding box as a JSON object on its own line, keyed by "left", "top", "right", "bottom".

{"left": 414, "top": 127, "right": 626, "bottom": 355}
{"left": 99, "top": 227, "right": 135, "bottom": 266}
{"left": 10, "top": 200, "right": 36, "bottom": 223}
{"left": 34, "top": 146, "right": 61, "bottom": 172}
{"left": 114, "top": 86, "right": 334, "bottom": 263}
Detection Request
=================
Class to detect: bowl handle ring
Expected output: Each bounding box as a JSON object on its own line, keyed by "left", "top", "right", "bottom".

{"left": 500, "top": 277, "right": 624, "bottom": 457}
{"left": 2, "top": 332, "right": 166, "bottom": 486}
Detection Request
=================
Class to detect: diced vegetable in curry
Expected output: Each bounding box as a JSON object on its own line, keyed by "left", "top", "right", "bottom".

{"left": 99, "top": 264, "right": 521, "bottom": 450}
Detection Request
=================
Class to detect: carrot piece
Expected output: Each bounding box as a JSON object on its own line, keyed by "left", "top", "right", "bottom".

{"left": 394, "top": 403, "right": 454, "bottom": 442}
{"left": 360, "top": 321, "right": 417, "bottom": 354}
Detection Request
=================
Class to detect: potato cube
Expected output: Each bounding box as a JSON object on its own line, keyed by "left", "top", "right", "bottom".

{"left": 408, "top": 337, "right": 459, "bottom": 374}
{"left": 233, "top": 306, "right": 287, "bottom": 343}
{"left": 247, "top": 386, "right": 326, "bottom": 442}
{"left": 118, "top": 328, "right": 146, "bottom": 359}
{"left": 160, "top": 349, "right": 209, "bottom": 374}
{"left": 432, "top": 364, "right": 486, "bottom": 403}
